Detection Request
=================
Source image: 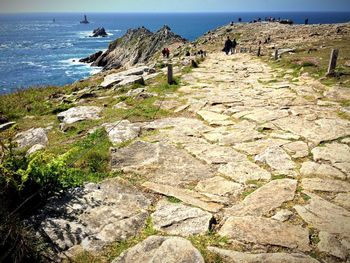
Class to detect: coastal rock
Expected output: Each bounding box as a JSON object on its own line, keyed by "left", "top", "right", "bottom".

{"left": 91, "top": 27, "right": 108, "bottom": 37}
{"left": 92, "top": 25, "right": 186, "bottom": 70}
{"left": 14, "top": 127, "right": 48, "bottom": 149}
{"left": 112, "top": 236, "right": 204, "bottom": 263}
{"left": 151, "top": 201, "right": 213, "bottom": 236}
{"left": 57, "top": 106, "right": 102, "bottom": 125}
{"left": 218, "top": 160, "right": 271, "bottom": 183}
{"left": 100, "top": 66, "right": 149, "bottom": 88}
{"left": 219, "top": 216, "right": 311, "bottom": 251}
{"left": 32, "top": 178, "right": 151, "bottom": 253}
{"left": 225, "top": 179, "right": 297, "bottom": 217}
{"left": 208, "top": 247, "right": 319, "bottom": 263}
{"left": 103, "top": 120, "right": 141, "bottom": 145}
{"left": 79, "top": 51, "right": 103, "bottom": 63}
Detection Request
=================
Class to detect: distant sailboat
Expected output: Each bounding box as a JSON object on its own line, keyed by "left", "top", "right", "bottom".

{"left": 80, "top": 15, "right": 89, "bottom": 24}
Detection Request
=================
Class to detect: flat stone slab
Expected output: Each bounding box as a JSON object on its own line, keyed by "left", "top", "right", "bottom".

{"left": 151, "top": 201, "right": 213, "bottom": 236}
{"left": 294, "top": 191, "right": 350, "bottom": 239}
{"left": 273, "top": 116, "right": 350, "bottom": 146}
{"left": 100, "top": 66, "right": 149, "bottom": 88}
{"left": 57, "top": 106, "right": 102, "bottom": 124}
{"left": 195, "top": 176, "right": 243, "bottom": 198}
{"left": 142, "top": 182, "right": 223, "bottom": 213}
{"left": 225, "top": 179, "right": 297, "bottom": 216}
{"left": 219, "top": 216, "right": 311, "bottom": 251}
{"left": 112, "top": 236, "right": 204, "bottom": 263}
{"left": 312, "top": 142, "right": 350, "bottom": 164}
{"left": 282, "top": 141, "right": 309, "bottom": 158}
{"left": 32, "top": 178, "right": 150, "bottom": 253}
{"left": 103, "top": 120, "right": 141, "bottom": 145}
{"left": 111, "top": 141, "right": 213, "bottom": 186}
{"left": 244, "top": 108, "right": 289, "bottom": 123}
{"left": 197, "top": 110, "right": 233, "bottom": 125}
{"left": 15, "top": 127, "right": 48, "bottom": 149}
{"left": 203, "top": 128, "right": 264, "bottom": 145}
{"left": 334, "top": 192, "right": 350, "bottom": 210}
{"left": 218, "top": 161, "right": 271, "bottom": 183}
{"left": 208, "top": 247, "right": 319, "bottom": 263}
{"left": 300, "top": 161, "right": 346, "bottom": 180}
{"left": 233, "top": 138, "right": 289, "bottom": 155}
{"left": 301, "top": 178, "right": 350, "bottom": 193}
{"left": 255, "top": 146, "right": 296, "bottom": 171}
{"left": 317, "top": 231, "right": 349, "bottom": 260}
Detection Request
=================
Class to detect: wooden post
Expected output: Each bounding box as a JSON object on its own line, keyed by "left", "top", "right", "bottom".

{"left": 274, "top": 49, "right": 279, "bottom": 60}
{"left": 257, "top": 46, "right": 261, "bottom": 57}
{"left": 327, "top": 49, "right": 339, "bottom": 76}
{"left": 167, "top": 64, "right": 173, "bottom": 84}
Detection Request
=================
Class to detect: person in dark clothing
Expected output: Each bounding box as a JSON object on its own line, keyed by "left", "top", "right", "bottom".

{"left": 224, "top": 36, "right": 233, "bottom": 55}
{"left": 232, "top": 38, "right": 237, "bottom": 54}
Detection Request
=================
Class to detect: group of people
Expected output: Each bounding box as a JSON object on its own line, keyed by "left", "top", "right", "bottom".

{"left": 161, "top": 47, "right": 170, "bottom": 58}
{"left": 223, "top": 36, "right": 237, "bottom": 55}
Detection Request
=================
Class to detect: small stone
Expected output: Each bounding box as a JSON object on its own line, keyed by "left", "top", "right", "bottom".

{"left": 317, "top": 231, "right": 348, "bottom": 260}
{"left": 112, "top": 236, "right": 204, "bottom": 263}
{"left": 113, "top": 102, "right": 129, "bottom": 109}
{"left": 272, "top": 209, "right": 294, "bottom": 222}
{"left": 151, "top": 201, "right": 213, "bottom": 236}
{"left": 218, "top": 161, "right": 271, "bottom": 183}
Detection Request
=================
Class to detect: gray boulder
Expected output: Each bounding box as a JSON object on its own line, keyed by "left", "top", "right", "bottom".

{"left": 57, "top": 106, "right": 102, "bottom": 125}
{"left": 14, "top": 127, "right": 48, "bottom": 149}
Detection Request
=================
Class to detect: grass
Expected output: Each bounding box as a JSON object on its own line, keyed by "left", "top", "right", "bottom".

{"left": 189, "top": 232, "right": 230, "bottom": 263}
{"left": 167, "top": 196, "right": 182, "bottom": 203}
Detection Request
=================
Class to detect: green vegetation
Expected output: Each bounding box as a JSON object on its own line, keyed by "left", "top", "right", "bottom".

{"left": 167, "top": 196, "right": 182, "bottom": 203}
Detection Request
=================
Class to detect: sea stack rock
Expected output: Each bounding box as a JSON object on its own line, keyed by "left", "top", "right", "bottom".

{"left": 91, "top": 27, "right": 108, "bottom": 37}
{"left": 88, "top": 25, "right": 186, "bottom": 70}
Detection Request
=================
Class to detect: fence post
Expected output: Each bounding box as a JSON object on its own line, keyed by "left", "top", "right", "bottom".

{"left": 167, "top": 64, "right": 173, "bottom": 84}
{"left": 257, "top": 46, "right": 261, "bottom": 57}
{"left": 274, "top": 49, "right": 279, "bottom": 60}
{"left": 327, "top": 49, "right": 339, "bottom": 76}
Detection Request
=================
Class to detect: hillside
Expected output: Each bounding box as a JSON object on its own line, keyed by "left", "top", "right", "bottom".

{"left": 1, "top": 22, "right": 350, "bottom": 263}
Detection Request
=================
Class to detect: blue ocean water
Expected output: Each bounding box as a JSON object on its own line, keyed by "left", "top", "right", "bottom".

{"left": 0, "top": 12, "right": 349, "bottom": 94}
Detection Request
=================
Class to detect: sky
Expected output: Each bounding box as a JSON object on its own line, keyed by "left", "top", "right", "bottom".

{"left": 0, "top": 0, "right": 350, "bottom": 13}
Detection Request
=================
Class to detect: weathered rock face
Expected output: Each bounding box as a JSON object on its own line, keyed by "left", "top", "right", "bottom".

{"left": 151, "top": 201, "right": 213, "bottom": 236}
{"left": 112, "top": 236, "right": 204, "bottom": 263}
{"left": 91, "top": 27, "right": 108, "bottom": 37}
{"left": 91, "top": 25, "right": 186, "bottom": 70}
{"left": 103, "top": 120, "right": 141, "bottom": 145}
{"left": 31, "top": 178, "right": 151, "bottom": 254}
{"left": 79, "top": 51, "right": 103, "bottom": 63}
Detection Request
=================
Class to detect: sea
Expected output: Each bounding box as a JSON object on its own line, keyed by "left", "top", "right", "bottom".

{"left": 0, "top": 12, "right": 349, "bottom": 94}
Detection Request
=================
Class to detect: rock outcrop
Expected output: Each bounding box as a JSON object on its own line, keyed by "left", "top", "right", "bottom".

{"left": 91, "top": 27, "right": 108, "bottom": 37}
{"left": 90, "top": 25, "right": 186, "bottom": 70}
{"left": 79, "top": 51, "right": 103, "bottom": 63}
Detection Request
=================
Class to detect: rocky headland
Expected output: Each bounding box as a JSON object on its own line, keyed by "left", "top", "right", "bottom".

{"left": 1, "top": 21, "right": 350, "bottom": 263}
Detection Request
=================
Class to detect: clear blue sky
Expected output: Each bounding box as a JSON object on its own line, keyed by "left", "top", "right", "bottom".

{"left": 1, "top": 0, "right": 350, "bottom": 13}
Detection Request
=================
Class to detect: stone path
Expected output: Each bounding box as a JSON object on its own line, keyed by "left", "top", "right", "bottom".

{"left": 35, "top": 52, "right": 350, "bottom": 262}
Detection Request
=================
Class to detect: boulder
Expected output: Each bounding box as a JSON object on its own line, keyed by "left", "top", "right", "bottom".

{"left": 57, "top": 106, "right": 102, "bottom": 125}
{"left": 112, "top": 236, "right": 204, "bottom": 263}
{"left": 14, "top": 128, "right": 48, "bottom": 149}
{"left": 100, "top": 66, "right": 149, "bottom": 88}
{"left": 91, "top": 27, "right": 108, "bottom": 37}
{"left": 26, "top": 144, "right": 46, "bottom": 155}
{"left": 151, "top": 201, "right": 213, "bottom": 236}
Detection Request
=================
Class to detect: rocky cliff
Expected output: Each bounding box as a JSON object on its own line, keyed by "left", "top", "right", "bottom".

{"left": 88, "top": 25, "right": 186, "bottom": 70}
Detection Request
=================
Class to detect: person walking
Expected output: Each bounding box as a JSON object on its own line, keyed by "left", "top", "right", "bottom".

{"left": 223, "top": 36, "right": 233, "bottom": 55}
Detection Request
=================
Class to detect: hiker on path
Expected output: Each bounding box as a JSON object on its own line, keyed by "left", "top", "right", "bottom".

{"left": 232, "top": 38, "right": 237, "bottom": 54}
{"left": 223, "top": 36, "right": 233, "bottom": 55}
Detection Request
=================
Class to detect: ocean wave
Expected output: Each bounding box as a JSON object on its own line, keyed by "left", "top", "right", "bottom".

{"left": 60, "top": 58, "right": 102, "bottom": 77}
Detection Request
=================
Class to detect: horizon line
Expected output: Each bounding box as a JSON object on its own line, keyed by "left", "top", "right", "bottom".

{"left": 1, "top": 11, "right": 350, "bottom": 14}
